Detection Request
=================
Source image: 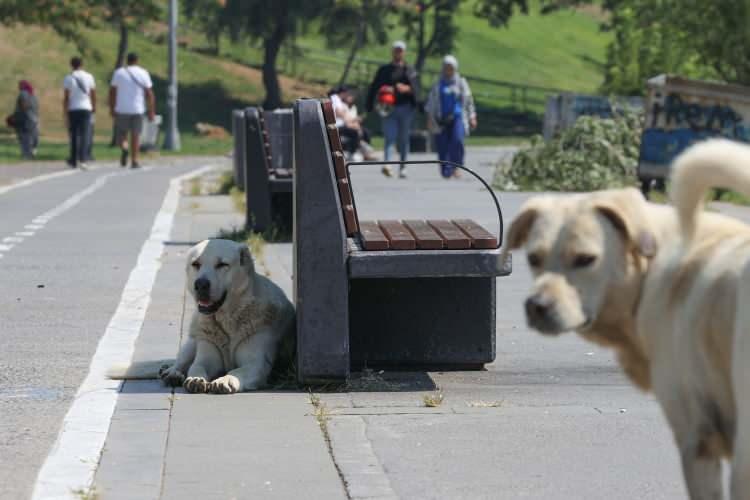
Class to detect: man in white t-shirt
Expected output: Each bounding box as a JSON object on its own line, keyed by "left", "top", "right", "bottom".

{"left": 109, "top": 52, "right": 155, "bottom": 168}
{"left": 63, "top": 56, "right": 96, "bottom": 168}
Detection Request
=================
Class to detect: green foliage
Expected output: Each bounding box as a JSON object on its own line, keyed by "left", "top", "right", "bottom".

{"left": 397, "top": 0, "right": 462, "bottom": 73}
{"left": 495, "top": 107, "right": 643, "bottom": 191}
{"left": 189, "top": 0, "right": 330, "bottom": 108}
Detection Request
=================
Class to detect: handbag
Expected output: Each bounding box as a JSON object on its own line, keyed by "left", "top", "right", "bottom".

{"left": 437, "top": 114, "right": 456, "bottom": 127}
{"left": 5, "top": 113, "right": 16, "bottom": 128}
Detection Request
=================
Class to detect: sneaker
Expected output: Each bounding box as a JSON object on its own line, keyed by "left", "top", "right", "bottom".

{"left": 78, "top": 162, "right": 88, "bottom": 170}
{"left": 66, "top": 159, "right": 76, "bottom": 169}
{"left": 130, "top": 162, "right": 141, "bottom": 169}
{"left": 398, "top": 168, "right": 408, "bottom": 179}
{"left": 381, "top": 165, "right": 394, "bottom": 178}
{"left": 120, "top": 148, "right": 129, "bottom": 167}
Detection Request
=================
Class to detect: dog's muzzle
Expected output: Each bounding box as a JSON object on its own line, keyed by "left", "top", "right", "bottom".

{"left": 194, "top": 278, "right": 227, "bottom": 315}
{"left": 196, "top": 290, "right": 227, "bottom": 315}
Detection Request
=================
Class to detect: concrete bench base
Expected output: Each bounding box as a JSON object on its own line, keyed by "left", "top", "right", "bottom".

{"left": 349, "top": 276, "right": 496, "bottom": 368}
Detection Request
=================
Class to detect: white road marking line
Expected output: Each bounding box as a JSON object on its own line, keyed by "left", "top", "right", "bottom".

{"left": 0, "top": 173, "right": 118, "bottom": 259}
{"left": 26, "top": 224, "right": 43, "bottom": 230}
{"left": 0, "top": 169, "right": 78, "bottom": 197}
{"left": 31, "top": 164, "right": 216, "bottom": 500}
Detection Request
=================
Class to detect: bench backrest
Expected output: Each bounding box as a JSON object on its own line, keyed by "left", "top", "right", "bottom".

{"left": 293, "top": 98, "right": 350, "bottom": 381}
{"left": 231, "top": 109, "right": 246, "bottom": 189}
{"left": 263, "top": 109, "right": 293, "bottom": 175}
{"left": 320, "top": 100, "right": 359, "bottom": 237}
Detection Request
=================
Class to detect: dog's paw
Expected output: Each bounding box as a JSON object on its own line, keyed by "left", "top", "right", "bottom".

{"left": 159, "top": 364, "right": 186, "bottom": 388}
{"left": 208, "top": 375, "right": 241, "bottom": 394}
{"left": 184, "top": 376, "right": 209, "bottom": 393}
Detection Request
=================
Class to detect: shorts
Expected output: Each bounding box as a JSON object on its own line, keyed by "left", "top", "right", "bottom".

{"left": 114, "top": 113, "right": 144, "bottom": 139}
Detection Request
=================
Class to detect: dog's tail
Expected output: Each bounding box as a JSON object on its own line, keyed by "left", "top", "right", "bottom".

{"left": 671, "top": 138, "right": 750, "bottom": 240}
{"left": 106, "top": 359, "right": 174, "bottom": 380}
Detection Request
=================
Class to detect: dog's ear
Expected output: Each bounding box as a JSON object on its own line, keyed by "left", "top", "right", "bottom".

{"left": 592, "top": 188, "right": 657, "bottom": 258}
{"left": 505, "top": 197, "right": 553, "bottom": 250}
{"left": 239, "top": 244, "right": 254, "bottom": 269}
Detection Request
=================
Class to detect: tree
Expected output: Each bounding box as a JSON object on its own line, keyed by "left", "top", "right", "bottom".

{"left": 0, "top": 0, "right": 99, "bottom": 52}
{"left": 184, "top": 0, "right": 226, "bottom": 55}
{"left": 396, "top": 0, "right": 461, "bottom": 82}
{"left": 98, "top": 1, "right": 161, "bottom": 71}
{"left": 209, "top": 0, "right": 329, "bottom": 109}
{"left": 320, "top": 0, "right": 391, "bottom": 86}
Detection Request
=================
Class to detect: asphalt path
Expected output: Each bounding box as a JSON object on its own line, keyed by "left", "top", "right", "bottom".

{"left": 0, "top": 162, "right": 212, "bottom": 499}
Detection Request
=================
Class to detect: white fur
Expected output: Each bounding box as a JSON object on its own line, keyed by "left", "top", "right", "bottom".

{"left": 109, "top": 239, "right": 295, "bottom": 394}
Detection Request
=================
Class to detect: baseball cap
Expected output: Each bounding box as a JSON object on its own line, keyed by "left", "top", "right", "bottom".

{"left": 392, "top": 40, "right": 406, "bottom": 51}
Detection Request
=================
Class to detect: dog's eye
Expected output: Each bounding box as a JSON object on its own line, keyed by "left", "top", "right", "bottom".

{"left": 572, "top": 254, "right": 597, "bottom": 268}
{"left": 191, "top": 261, "right": 201, "bottom": 269}
{"left": 527, "top": 253, "right": 542, "bottom": 268}
{"left": 215, "top": 261, "right": 229, "bottom": 269}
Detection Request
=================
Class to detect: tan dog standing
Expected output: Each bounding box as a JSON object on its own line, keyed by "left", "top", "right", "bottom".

{"left": 503, "top": 162, "right": 749, "bottom": 498}
{"left": 111, "top": 239, "right": 295, "bottom": 394}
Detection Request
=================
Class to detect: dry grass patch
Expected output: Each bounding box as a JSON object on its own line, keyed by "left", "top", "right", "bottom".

{"left": 423, "top": 389, "right": 444, "bottom": 408}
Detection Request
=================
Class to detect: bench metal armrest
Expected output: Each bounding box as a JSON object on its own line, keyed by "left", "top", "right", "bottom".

{"left": 345, "top": 160, "right": 504, "bottom": 249}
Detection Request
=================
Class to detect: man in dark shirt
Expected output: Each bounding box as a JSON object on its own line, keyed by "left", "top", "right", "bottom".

{"left": 366, "top": 41, "right": 419, "bottom": 178}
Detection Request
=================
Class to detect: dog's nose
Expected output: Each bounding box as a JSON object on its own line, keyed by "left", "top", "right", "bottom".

{"left": 525, "top": 294, "right": 553, "bottom": 319}
{"left": 194, "top": 278, "right": 210, "bottom": 294}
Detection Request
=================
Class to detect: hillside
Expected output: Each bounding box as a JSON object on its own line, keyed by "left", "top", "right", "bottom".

{"left": 0, "top": 24, "right": 323, "bottom": 154}
{"left": 219, "top": 2, "right": 611, "bottom": 99}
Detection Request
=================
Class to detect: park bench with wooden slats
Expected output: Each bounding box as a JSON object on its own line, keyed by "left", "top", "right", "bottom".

{"left": 243, "top": 107, "right": 293, "bottom": 233}
{"left": 293, "top": 98, "right": 512, "bottom": 383}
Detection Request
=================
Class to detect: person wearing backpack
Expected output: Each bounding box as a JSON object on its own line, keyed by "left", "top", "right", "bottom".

{"left": 109, "top": 52, "right": 155, "bottom": 169}
{"left": 63, "top": 56, "right": 96, "bottom": 169}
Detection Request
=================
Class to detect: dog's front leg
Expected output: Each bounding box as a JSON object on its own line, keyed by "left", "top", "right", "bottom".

{"left": 679, "top": 442, "right": 723, "bottom": 500}
{"left": 208, "top": 330, "right": 278, "bottom": 394}
{"left": 159, "top": 336, "right": 197, "bottom": 387}
{"left": 184, "top": 340, "right": 224, "bottom": 394}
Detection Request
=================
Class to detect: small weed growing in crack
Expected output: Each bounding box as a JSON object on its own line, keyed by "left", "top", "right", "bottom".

{"left": 189, "top": 178, "right": 202, "bottom": 196}
{"left": 423, "top": 389, "right": 444, "bottom": 408}
{"left": 71, "top": 486, "right": 100, "bottom": 500}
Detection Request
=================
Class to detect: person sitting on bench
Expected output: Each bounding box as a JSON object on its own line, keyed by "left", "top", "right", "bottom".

{"left": 329, "top": 86, "right": 377, "bottom": 161}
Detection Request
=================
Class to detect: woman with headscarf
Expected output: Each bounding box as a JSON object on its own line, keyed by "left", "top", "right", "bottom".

{"left": 426, "top": 55, "right": 477, "bottom": 178}
{"left": 11, "top": 80, "right": 39, "bottom": 159}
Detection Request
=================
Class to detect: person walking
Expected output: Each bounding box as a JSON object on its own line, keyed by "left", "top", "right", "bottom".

{"left": 8, "top": 80, "right": 39, "bottom": 159}
{"left": 366, "top": 40, "right": 418, "bottom": 178}
{"left": 109, "top": 52, "right": 155, "bottom": 169}
{"left": 426, "top": 55, "right": 477, "bottom": 179}
{"left": 63, "top": 56, "right": 96, "bottom": 169}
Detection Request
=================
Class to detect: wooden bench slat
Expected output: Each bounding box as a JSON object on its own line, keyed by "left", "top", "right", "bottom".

{"left": 403, "top": 220, "right": 444, "bottom": 250}
{"left": 359, "top": 221, "right": 390, "bottom": 250}
{"left": 337, "top": 178, "right": 354, "bottom": 205}
{"left": 452, "top": 219, "right": 498, "bottom": 249}
{"left": 378, "top": 220, "right": 417, "bottom": 250}
{"left": 322, "top": 100, "right": 336, "bottom": 124}
{"left": 332, "top": 151, "right": 347, "bottom": 178}
{"left": 342, "top": 206, "right": 358, "bottom": 236}
{"left": 327, "top": 124, "right": 344, "bottom": 153}
{"left": 427, "top": 220, "right": 471, "bottom": 249}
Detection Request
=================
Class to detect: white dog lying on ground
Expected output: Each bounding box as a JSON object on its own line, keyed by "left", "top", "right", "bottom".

{"left": 110, "top": 239, "right": 295, "bottom": 394}
{"left": 503, "top": 139, "right": 750, "bottom": 499}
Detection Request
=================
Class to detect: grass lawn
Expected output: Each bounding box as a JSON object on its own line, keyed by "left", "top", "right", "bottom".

{"left": 218, "top": 0, "right": 611, "bottom": 109}
{"left": 0, "top": 132, "right": 231, "bottom": 164}
{"left": 0, "top": 23, "right": 322, "bottom": 157}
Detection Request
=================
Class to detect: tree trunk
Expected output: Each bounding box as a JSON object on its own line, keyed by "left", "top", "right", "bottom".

{"left": 115, "top": 20, "right": 128, "bottom": 70}
{"left": 262, "top": 23, "right": 286, "bottom": 110}
{"left": 339, "top": 16, "right": 366, "bottom": 87}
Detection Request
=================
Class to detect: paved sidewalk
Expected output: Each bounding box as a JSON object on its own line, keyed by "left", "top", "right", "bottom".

{"left": 94, "top": 147, "right": 688, "bottom": 499}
